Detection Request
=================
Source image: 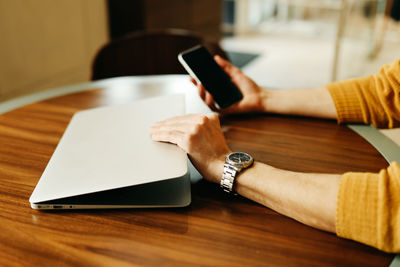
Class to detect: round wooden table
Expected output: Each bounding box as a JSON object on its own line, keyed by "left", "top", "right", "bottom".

{"left": 0, "top": 75, "right": 393, "bottom": 266}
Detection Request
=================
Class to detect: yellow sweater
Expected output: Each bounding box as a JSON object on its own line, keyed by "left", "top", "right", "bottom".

{"left": 326, "top": 60, "right": 400, "bottom": 253}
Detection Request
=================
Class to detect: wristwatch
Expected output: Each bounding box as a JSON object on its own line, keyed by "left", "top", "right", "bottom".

{"left": 220, "top": 152, "right": 254, "bottom": 194}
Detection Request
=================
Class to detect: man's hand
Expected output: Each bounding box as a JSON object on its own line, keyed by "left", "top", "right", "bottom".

{"left": 192, "top": 55, "right": 267, "bottom": 114}
{"left": 150, "top": 113, "right": 231, "bottom": 183}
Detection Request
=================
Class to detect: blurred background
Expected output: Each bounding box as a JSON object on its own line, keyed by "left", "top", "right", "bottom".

{"left": 0, "top": 0, "right": 399, "bottom": 102}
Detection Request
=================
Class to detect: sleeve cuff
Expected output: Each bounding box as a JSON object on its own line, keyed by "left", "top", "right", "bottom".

{"left": 336, "top": 171, "right": 380, "bottom": 248}
{"left": 336, "top": 162, "right": 400, "bottom": 252}
{"left": 326, "top": 80, "right": 366, "bottom": 124}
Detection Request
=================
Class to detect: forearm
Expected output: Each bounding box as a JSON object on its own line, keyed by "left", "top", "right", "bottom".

{"left": 262, "top": 87, "right": 337, "bottom": 120}
{"left": 235, "top": 162, "right": 341, "bottom": 233}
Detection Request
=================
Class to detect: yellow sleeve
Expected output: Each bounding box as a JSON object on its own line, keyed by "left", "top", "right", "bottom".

{"left": 336, "top": 162, "right": 400, "bottom": 253}
{"left": 326, "top": 60, "right": 400, "bottom": 128}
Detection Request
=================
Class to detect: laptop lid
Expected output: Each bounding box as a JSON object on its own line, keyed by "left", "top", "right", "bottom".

{"left": 29, "top": 94, "right": 190, "bottom": 209}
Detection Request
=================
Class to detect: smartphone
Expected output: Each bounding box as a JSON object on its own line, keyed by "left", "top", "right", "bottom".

{"left": 178, "top": 45, "right": 243, "bottom": 109}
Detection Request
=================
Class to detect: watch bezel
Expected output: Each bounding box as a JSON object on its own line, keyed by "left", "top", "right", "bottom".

{"left": 226, "top": 152, "right": 254, "bottom": 170}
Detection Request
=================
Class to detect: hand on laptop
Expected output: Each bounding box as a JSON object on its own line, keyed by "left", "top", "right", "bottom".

{"left": 150, "top": 113, "right": 230, "bottom": 183}
{"left": 191, "top": 55, "right": 267, "bottom": 114}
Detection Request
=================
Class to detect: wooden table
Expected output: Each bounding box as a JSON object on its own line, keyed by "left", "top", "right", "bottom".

{"left": 0, "top": 76, "right": 394, "bottom": 266}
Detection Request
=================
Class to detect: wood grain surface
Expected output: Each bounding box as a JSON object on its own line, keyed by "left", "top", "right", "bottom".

{"left": 0, "top": 88, "right": 394, "bottom": 266}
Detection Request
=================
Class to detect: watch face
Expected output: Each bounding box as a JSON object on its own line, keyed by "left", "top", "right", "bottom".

{"left": 227, "top": 152, "right": 253, "bottom": 166}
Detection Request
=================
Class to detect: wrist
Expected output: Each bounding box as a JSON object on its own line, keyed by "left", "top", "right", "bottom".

{"left": 257, "top": 88, "right": 270, "bottom": 113}
{"left": 261, "top": 89, "right": 287, "bottom": 114}
{"left": 205, "top": 154, "right": 230, "bottom": 184}
{"left": 220, "top": 152, "right": 254, "bottom": 194}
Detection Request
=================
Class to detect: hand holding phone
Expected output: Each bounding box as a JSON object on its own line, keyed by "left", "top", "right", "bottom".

{"left": 178, "top": 45, "right": 243, "bottom": 109}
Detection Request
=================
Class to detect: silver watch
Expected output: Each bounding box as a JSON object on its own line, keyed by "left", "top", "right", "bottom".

{"left": 220, "top": 152, "right": 254, "bottom": 194}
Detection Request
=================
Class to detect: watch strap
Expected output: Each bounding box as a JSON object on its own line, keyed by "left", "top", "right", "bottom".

{"left": 220, "top": 163, "right": 239, "bottom": 194}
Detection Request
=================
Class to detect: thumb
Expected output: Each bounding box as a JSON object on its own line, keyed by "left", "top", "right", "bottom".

{"left": 214, "top": 55, "right": 239, "bottom": 76}
{"left": 214, "top": 55, "right": 244, "bottom": 84}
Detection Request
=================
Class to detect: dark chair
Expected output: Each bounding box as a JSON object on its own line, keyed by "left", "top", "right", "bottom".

{"left": 91, "top": 29, "right": 229, "bottom": 80}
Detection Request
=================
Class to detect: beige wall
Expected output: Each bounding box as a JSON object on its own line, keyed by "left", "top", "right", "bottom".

{"left": 0, "top": 0, "right": 109, "bottom": 101}
{"left": 144, "top": 0, "right": 222, "bottom": 42}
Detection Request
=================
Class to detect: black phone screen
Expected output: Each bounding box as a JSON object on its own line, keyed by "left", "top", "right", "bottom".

{"left": 179, "top": 46, "right": 243, "bottom": 109}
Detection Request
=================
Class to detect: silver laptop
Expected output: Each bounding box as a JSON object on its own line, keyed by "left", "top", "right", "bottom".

{"left": 29, "top": 94, "right": 191, "bottom": 209}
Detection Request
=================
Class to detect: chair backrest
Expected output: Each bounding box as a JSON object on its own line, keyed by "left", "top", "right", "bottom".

{"left": 91, "top": 29, "right": 228, "bottom": 80}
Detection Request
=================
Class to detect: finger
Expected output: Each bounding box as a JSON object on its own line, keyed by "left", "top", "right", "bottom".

{"left": 196, "top": 83, "right": 219, "bottom": 112}
{"left": 214, "top": 56, "right": 244, "bottom": 88}
{"left": 198, "top": 85, "right": 206, "bottom": 101}
{"left": 204, "top": 92, "right": 219, "bottom": 112}
{"left": 152, "top": 114, "right": 207, "bottom": 127}
{"left": 205, "top": 113, "right": 220, "bottom": 123}
{"left": 151, "top": 114, "right": 220, "bottom": 132}
{"left": 150, "top": 120, "right": 193, "bottom": 133}
{"left": 150, "top": 129, "right": 184, "bottom": 142}
{"left": 214, "top": 55, "right": 231, "bottom": 68}
{"left": 219, "top": 103, "right": 240, "bottom": 115}
{"left": 189, "top": 77, "right": 197, "bottom": 86}
{"left": 214, "top": 55, "right": 240, "bottom": 75}
{"left": 150, "top": 129, "right": 188, "bottom": 151}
